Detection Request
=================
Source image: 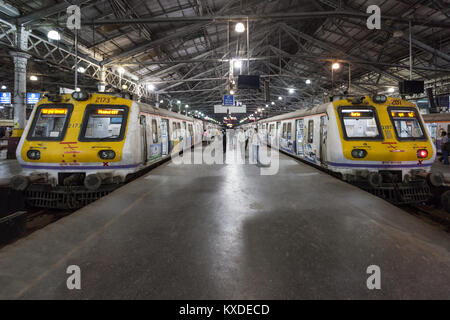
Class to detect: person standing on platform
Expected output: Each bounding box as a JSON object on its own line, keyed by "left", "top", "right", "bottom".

{"left": 202, "top": 129, "right": 207, "bottom": 144}
{"left": 237, "top": 129, "right": 245, "bottom": 161}
{"left": 252, "top": 128, "right": 261, "bottom": 164}
{"left": 244, "top": 128, "right": 251, "bottom": 156}
{"left": 440, "top": 131, "right": 449, "bottom": 165}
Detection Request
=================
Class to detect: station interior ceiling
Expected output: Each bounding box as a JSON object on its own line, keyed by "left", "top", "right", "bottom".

{"left": 0, "top": 0, "right": 450, "bottom": 122}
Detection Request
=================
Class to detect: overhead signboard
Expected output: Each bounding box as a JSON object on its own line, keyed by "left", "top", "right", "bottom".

{"left": 223, "top": 95, "right": 234, "bottom": 106}
{"left": 214, "top": 105, "right": 246, "bottom": 113}
{"left": 27, "top": 93, "right": 40, "bottom": 105}
{"left": 0, "top": 92, "right": 11, "bottom": 104}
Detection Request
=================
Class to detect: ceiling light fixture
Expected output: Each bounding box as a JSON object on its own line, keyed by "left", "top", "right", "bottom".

{"left": 235, "top": 22, "right": 245, "bottom": 33}
{"left": 117, "top": 67, "right": 125, "bottom": 74}
{"left": 47, "top": 30, "right": 61, "bottom": 41}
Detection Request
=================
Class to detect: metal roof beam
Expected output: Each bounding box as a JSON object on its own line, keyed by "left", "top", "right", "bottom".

{"left": 18, "top": 0, "right": 96, "bottom": 25}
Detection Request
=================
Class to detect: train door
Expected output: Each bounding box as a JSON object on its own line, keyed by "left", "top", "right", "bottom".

{"left": 320, "top": 115, "right": 328, "bottom": 164}
{"left": 276, "top": 122, "right": 281, "bottom": 148}
{"left": 296, "top": 119, "right": 304, "bottom": 156}
{"left": 140, "top": 115, "right": 148, "bottom": 163}
{"left": 161, "top": 119, "right": 169, "bottom": 155}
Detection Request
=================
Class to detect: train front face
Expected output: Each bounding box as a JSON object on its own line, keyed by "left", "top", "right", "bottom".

{"left": 332, "top": 95, "right": 435, "bottom": 185}
{"left": 16, "top": 93, "right": 134, "bottom": 190}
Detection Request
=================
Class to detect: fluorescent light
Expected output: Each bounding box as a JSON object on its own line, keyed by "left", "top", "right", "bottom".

{"left": 278, "top": 96, "right": 282, "bottom": 100}
{"left": 47, "top": 30, "right": 61, "bottom": 41}
{"left": 160, "top": 100, "right": 164, "bottom": 103}
{"left": 1, "top": 85, "right": 6, "bottom": 90}
{"left": 230, "top": 89, "right": 235, "bottom": 95}
{"left": 75, "top": 87, "right": 81, "bottom": 92}
{"left": 332, "top": 62, "right": 340, "bottom": 70}
{"left": 147, "top": 84, "right": 155, "bottom": 91}
{"left": 177, "top": 100, "right": 181, "bottom": 104}
{"left": 305, "top": 79, "right": 311, "bottom": 84}
{"left": 288, "top": 88, "right": 294, "bottom": 94}
{"left": 388, "top": 87, "right": 395, "bottom": 93}
{"left": 117, "top": 67, "right": 125, "bottom": 74}
{"left": 235, "top": 22, "right": 245, "bottom": 33}
{"left": 185, "top": 104, "right": 189, "bottom": 108}
{"left": 30, "top": 75, "right": 38, "bottom": 81}
{"left": 77, "top": 66, "right": 86, "bottom": 73}
{"left": 271, "top": 101, "right": 275, "bottom": 105}
{"left": 122, "top": 84, "right": 128, "bottom": 90}
{"left": 233, "top": 60, "right": 242, "bottom": 69}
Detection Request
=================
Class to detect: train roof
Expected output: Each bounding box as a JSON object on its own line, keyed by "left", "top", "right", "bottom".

{"left": 135, "top": 101, "right": 194, "bottom": 122}
{"left": 260, "top": 102, "right": 330, "bottom": 123}
{"left": 422, "top": 113, "right": 450, "bottom": 122}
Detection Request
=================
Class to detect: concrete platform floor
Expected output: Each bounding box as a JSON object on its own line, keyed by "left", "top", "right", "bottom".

{"left": 0, "top": 159, "right": 22, "bottom": 185}
{"left": 0, "top": 150, "right": 449, "bottom": 299}
{"left": 431, "top": 158, "right": 450, "bottom": 174}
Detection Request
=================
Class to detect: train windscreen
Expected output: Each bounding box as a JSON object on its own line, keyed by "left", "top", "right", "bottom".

{"left": 80, "top": 106, "right": 128, "bottom": 141}
{"left": 340, "top": 108, "right": 381, "bottom": 139}
{"left": 28, "top": 106, "right": 72, "bottom": 140}
{"left": 389, "top": 109, "right": 425, "bottom": 140}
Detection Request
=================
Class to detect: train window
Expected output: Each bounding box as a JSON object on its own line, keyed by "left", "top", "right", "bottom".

{"left": 27, "top": 105, "right": 73, "bottom": 141}
{"left": 188, "top": 124, "right": 193, "bottom": 137}
{"left": 79, "top": 105, "right": 129, "bottom": 142}
{"left": 308, "top": 120, "right": 314, "bottom": 143}
{"left": 282, "top": 123, "right": 287, "bottom": 139}
{"left": 388, "top": 108, "right": 425, "bottom": 141}
{"left": 339, "top": 108, "right": 382, "bottom": 140}
{"left": 287, "top": 122, "right": 292, "bottom": 139}
{"left": 151, "top": 119, "right": 158, "bottom": 143}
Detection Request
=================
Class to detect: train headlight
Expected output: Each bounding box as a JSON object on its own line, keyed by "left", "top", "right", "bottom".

{"left": 372, "top": 95, "right": 387, "bottom": 103}
{"left": 351, "top": 149, "right": 367, "bottom": 158}
{"left": 27, "top": 149, "right": 41, "bottom": 160}
{"left": 72, "top": 91, "right": 90, "bottom": 101}
{"left": 98, "top": 150, "right": 116, "bottom": 160}
{"left": 417, "top": 149, "right": 428, "bottom": 158}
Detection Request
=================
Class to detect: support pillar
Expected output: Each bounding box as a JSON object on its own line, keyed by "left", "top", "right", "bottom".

{"left": 98, "top": 66, "right": 106, "bottom": 92}
{"left": 8, "top": 51, "right": 30, "bottom": 158}
{"left": 10, "top": 51, "right": 31, "bottom": 135}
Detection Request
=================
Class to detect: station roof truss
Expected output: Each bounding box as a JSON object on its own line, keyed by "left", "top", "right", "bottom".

{"left": 0, "top": 0, "right": 450, "bottom": 121}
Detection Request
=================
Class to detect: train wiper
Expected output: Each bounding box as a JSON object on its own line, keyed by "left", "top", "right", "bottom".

{"left": 98, "top": 135, "right": 119, "bottom": 141}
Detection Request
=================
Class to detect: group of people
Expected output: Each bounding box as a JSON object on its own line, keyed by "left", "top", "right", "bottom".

{"left": 202, "top": 127, "right": 261, "bottom": 163}
{"left": 0, "top": 126, "right": 12, "bottom": 139}
{"left": 439, "top": 131, "right": 450, "bottom": 165}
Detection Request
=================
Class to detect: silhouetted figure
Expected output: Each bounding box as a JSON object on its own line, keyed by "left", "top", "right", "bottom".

{"left": 440, "top": 131, "right": 449, "bottom": 165}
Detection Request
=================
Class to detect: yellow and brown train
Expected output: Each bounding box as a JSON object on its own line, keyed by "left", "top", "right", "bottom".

{"left": 12, "top": 92, "right": 219, "bottom": 208}
{"left": 258, "top": 95, "right": 436, "bottom": 204}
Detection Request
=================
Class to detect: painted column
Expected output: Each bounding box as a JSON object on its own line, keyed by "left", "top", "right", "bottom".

{"left": 10, "top": 26, "right": 30, "bottom": 137}
{"left": 98, "top": 66, "right": 106, "bottom": 92}
{"left": 10, "top": 51, "right": 31, "bottom": 136}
